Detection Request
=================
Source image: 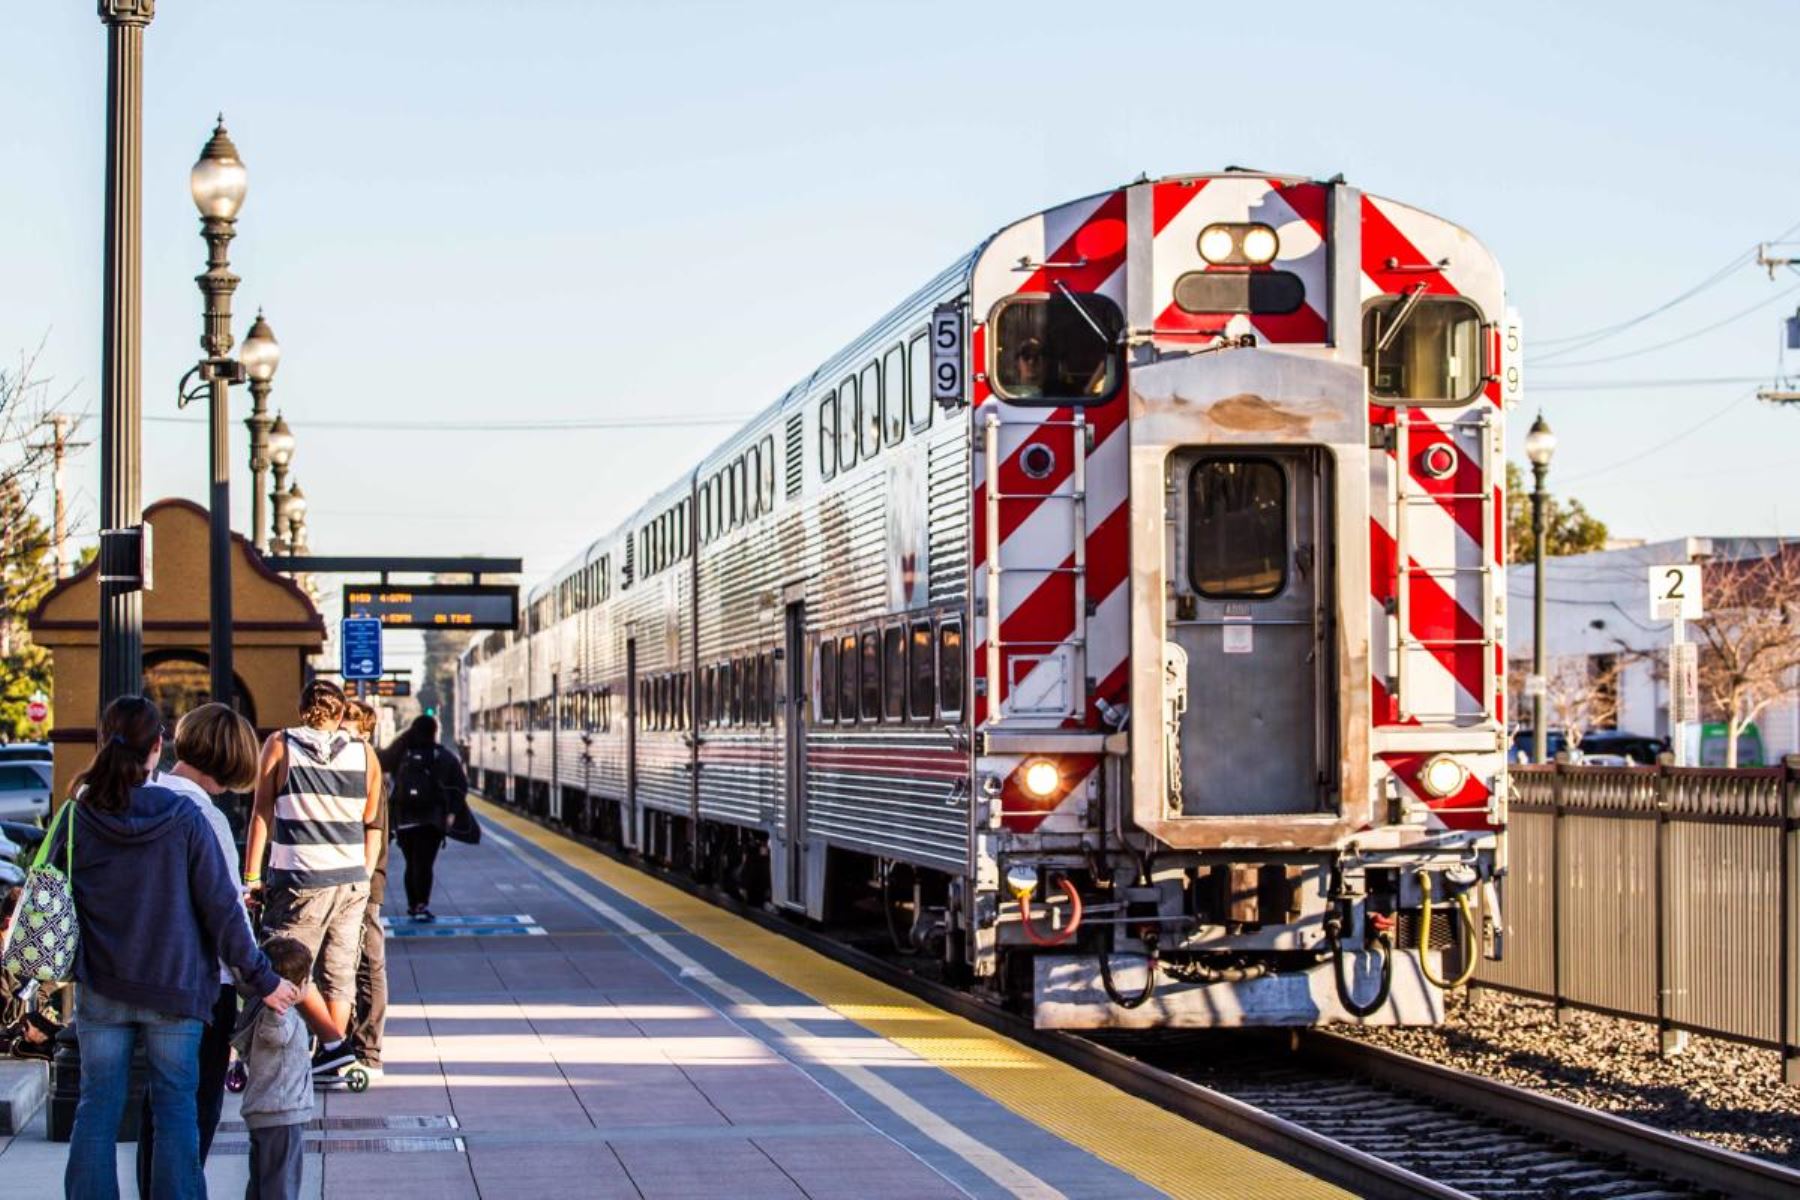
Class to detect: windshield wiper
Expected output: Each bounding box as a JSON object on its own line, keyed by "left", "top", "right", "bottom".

{"left": 1053, "top": 280, "right": 1114, "bottom": 344}
{"left": 1375, "top": 283, "right": 1428, "bottom": 353}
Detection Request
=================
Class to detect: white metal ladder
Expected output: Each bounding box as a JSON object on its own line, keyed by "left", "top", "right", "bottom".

{"left": 982, "top": 409, "right": 1089, "bottom": 722}
{"left": 1391, "top": 408, "right": 1500, "bottom": 724}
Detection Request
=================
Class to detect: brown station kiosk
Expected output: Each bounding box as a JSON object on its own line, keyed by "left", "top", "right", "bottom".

{"left": 28, "top": 497, "right": 326, "bottom": 802}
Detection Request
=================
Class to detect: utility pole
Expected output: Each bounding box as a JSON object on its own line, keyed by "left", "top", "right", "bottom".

{"left": 1754, "top": 247, "right": 1800, "bottom": 404}
{"left": 29, "top": 415, "right": 92, "bottom": 579}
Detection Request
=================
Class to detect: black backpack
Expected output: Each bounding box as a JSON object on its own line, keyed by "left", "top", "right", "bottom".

{"left": 393, "top": 746, "right": 445, "bottom": 829}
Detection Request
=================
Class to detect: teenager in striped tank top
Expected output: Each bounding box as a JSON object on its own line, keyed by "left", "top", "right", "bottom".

{"left": 243, "top": 679, "right": 384, "bottom": 1079}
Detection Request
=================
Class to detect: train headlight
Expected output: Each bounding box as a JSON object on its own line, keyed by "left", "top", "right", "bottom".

{"left": 1240, "top": 225, "right": 1279, "bottom": 264}
{"left": 1420, "top": 755, "right": 1468, "bottom": 798}
{"left": 1198, "top": 225, "right": 1236, "bottom": 264}
{"left": 1019, "top": 758, "right": 1061, "bottom": 800}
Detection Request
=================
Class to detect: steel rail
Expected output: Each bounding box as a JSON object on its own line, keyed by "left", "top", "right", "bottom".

{"left": 1299, "top": 1032, "right": 1800, "bottom": 1200}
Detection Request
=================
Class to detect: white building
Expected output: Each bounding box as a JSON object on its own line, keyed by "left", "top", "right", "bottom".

{"left": 1505, "top": 536, "right": 1800, "bottom": 761}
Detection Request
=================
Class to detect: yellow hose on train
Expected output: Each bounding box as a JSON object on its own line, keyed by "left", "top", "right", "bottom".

{"left": 1415, "top": 870, "right": 1479, "bottom": 989}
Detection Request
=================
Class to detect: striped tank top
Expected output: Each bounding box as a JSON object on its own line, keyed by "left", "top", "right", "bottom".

{"left": 270, "top": 726, "right": 370, "bottom": 889}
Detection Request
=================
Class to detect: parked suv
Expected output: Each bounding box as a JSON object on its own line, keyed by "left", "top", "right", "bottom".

{"left": 0, "top": 741, "right": 51, "bottom": 765}
{"left": 1575, "top": 731, "right": 1670, "bottom": 766}
{"left": 0, "top": 760, "right": 52, "bottom": 823}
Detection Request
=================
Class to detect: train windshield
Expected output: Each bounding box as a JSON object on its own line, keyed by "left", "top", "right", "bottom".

{"left": 991, "top": 292, "right": 1123, "bottom": 404}
{"left": 1364, "top": 295, "right": 1484, "bottom": 405}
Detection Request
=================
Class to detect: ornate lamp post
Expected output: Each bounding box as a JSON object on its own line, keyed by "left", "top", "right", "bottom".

{"left": 1525, "top": 413, "right": 1557, "bottom": 763}
{"left": 181, "top": 117, "right": 251, "bottom": 710}
{"left": 268, "top": 412, "right": 295, "bottom": 544}
{"left": 240, "top": 311, "right": 281, "bottom": 549}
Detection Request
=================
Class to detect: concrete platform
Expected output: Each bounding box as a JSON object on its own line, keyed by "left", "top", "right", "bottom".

{"left": 0, "top": 800, "right": 1344, "bottom": 1198}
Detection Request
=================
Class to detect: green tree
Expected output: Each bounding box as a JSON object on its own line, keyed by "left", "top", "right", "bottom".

{"left": 0, "top": 480, "right": 54, "bottom": 739}
{"left": 1506, "top": 462, "right": 1609, "bottom": 564}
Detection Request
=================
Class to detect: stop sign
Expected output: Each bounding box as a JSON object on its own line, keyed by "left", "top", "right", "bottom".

{"left": 26, "top": 699, "right": 48, "bottom": 723}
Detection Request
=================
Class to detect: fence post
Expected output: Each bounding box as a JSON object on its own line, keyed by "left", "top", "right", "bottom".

{"left": 1655, "top": 763, "right": 1686, "bottom": 1057}
{"left": 1783, "top": 758, "right": 1798, "bottom": 1085}
{"left": 1552, "top": 761, "right": 1565, "bottom": 1025}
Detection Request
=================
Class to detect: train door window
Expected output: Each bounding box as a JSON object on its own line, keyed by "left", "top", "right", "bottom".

{"left": 858, "top": 362, "right": 882, "bottom": 461}
{"left": 760, "top": 435, "right": 776, "bottom": 512}
{"left": 838, "top": 633, "right": 858, "bottom": 724}
{"left": 818, "top": 639, "right": 838, "bottom": 722}
{"left": 882, "top": 626, "right": 905, "bottom": 721}
{"left": 909, "top": 621, "right": 934, "bottom": 720}
{"left": 837, "top": 376, "right": 860, "bottom": 470}
{"left": 859, "top": 631, "right": 882, "bottom": 722}
{"left": 1363, "top": 295, "right": 1485, "bottom": 406}
{"left": 881, "top": 345, "right": 906, "bottom": 447}
{"left": 907, "top": 331, "right": 932, "bottom": 431}
{"left": 938, "top": 619, "right": 965, "bottom": 719}
{"left": 989, "top": 292, "right": 1124, "bottom": 404}
{"left": 1188, "top": 458, "right": 1286, "bottom": 598}
{"left": 818, "top": 394, "right": 838, "bottom": 481}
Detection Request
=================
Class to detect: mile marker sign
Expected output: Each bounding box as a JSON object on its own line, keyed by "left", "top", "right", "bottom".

{"left": 1648, "top": 564, "right": 1703, "bottom": 622}
{"left": 341, "top": 616, "right": 384, "bottom": 681}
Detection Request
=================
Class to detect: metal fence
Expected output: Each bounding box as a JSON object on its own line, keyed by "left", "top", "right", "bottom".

{"left": 1474, "top": 761, "right": 1799, "bottom": 1082}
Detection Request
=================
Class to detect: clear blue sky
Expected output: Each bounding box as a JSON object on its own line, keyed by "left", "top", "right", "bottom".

{"left": 6, "top": 0, "right": 1799, "bottom": 589}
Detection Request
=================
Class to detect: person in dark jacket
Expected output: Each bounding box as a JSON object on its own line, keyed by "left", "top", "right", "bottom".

{"left": 379, "top": 716, "right": 467, "bottom": 922}
{"left": 61, "top": 696, "right": 299, "bottom": 1200}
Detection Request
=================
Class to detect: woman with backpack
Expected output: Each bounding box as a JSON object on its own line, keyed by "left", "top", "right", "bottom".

{"left": 380, "top": 716, "right": 467, "bottom": 922}
{"left": 56, "top": 696, "right": 299, "bottom": 1200}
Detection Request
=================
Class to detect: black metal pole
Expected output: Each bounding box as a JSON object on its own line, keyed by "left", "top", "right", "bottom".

{"left": 96, "top": 0, "right": 152, "bottom": 710}
{"left": 197, "top": 202, "right": 241, "bottom": 710}
{"left": 1531, "top": 465, "right": 1549, "bottom": 764}
{"left": 247, "top": 380, "right": 272, "bottom": 550}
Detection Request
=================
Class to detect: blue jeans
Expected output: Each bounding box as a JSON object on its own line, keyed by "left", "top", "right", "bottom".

{"left": 65, "top": 988, "right": 205, "bottom": 1200}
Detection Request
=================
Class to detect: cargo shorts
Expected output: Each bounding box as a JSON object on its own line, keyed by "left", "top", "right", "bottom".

{"left": 261, "top": 881, "right": 370, "bottom": 1004}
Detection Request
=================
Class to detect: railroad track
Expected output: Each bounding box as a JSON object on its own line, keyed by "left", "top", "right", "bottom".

{"left": 488, "top": 799, "right": 1800, "bottom": 1200}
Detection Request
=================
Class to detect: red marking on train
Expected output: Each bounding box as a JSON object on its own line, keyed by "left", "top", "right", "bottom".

{"left": 1382, "top": 752, "right": 1494, "bottom": 832}
{"left": 1153, "top": 179, "right": 1208, "bottom": 234}
{"left": 1362, "top": 197, "right": 1457, "bottom": 296}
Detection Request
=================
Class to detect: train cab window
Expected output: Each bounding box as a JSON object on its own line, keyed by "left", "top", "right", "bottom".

{"left": 818, "top": 639, "right": 838, "bottom": 722}
{"left": 881, "top": 345, "right": 907, "bottom": 447}
{"left": 990, "top": 292, "right": 1124, "bottom": 404}
{"left": 859, "top": 363, "right": 883, "bottom": 461}
{"left": 907, "top": 332, "right": 933, "bottom": 431}
{"left": 818, "top": 394, "right": 838, "bottom": 481}
{"left": 908, "top": 621, "right": 934, "bottom": 719}
{"left": 837, "top": 633, "right": 858, "bottom": 724}
{"left": 1363, "top": 295, "right": 1485, "bottom": 406}
{"left": 1188, "top": 458, "right": 1286, "bottom": 598}
{"left": 882, "top": 627, "right": 905, "bottom": 721}
{"left": 859, "top": 632, "right": 882, "bottom": 722}
{"left": 837, "top": 377, "right": 860, "bottom": 471}
{"left": 938, "top": 619, "right": 965, "bottom": 719}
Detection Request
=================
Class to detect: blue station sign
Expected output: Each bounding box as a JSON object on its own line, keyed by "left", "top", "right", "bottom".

{"left": 341, "top": 616, "right": 384, "bottom": 681}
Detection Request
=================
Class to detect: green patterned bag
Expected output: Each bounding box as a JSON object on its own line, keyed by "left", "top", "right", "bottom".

{"left": 0, "top": 801, "right": 78, "bottom": 984}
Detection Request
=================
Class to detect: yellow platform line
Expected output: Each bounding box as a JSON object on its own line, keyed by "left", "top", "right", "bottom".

{"left": 474, "top": 800, "right": 1346, "bottom": 1200}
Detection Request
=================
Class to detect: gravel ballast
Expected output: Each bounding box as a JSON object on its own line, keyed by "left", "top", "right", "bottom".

{"left": 1336, "top": 988, "right": 1800, "bottom": 1168}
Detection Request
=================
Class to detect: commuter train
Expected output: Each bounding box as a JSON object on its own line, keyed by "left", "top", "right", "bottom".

{"left": 460, "top": 171, "right": 1516, "bottom": 1028}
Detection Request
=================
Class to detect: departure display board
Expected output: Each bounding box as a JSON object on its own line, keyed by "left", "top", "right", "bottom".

{"left": 343, "top": 585, "right": 518, "bottom": 630}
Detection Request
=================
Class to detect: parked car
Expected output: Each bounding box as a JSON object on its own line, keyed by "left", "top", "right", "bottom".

{"left": 0, "top": 741, "right": 51, "bottom": 765}
{"left": 0, "top": 761, "right": 52, "bottom": 823}
{"left": 1573, "top": 731, "right": 1670, "bottom": 766}
{"left": 0, "top": 820, "right": 46, "bottom": 855}
{"left": 1510, "top": 729, "right": 1572, "bottom": 763}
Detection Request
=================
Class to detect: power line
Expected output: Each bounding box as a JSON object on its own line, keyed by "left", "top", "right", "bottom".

{"left": 1536, "top": 279, "right": 1800, "bottom": 369}
{"left": 145, "top": 412, "right": 753, "bottom": 432}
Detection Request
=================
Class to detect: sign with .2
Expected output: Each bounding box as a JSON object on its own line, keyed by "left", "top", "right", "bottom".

{"left": 1648, "top": 564, "right": 1703, "bottom": 622}
{"left": 930, "top": 302, "right": 964, "bottom": 408}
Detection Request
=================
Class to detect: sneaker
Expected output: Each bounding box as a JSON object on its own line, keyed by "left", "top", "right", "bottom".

{"left": 311, "top": 1039, "right": 356, "bottom": 1076}
{"left": 415, "top": 907, "right": 436, "bottom": 923}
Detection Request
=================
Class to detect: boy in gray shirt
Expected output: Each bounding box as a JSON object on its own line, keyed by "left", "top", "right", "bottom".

{"left": 233, "top": 936, "right": 315, "bottom": 1200}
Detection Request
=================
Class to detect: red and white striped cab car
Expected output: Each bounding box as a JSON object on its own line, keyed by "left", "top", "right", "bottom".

{"left": 462, "top": 170, "right": 1515, "bottom": 1028}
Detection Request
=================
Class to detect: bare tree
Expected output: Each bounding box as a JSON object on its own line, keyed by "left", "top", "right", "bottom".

{"left": 1692, "top": 547, "right": 1800, "bottom": 768}
{"left": 1545, "top": 654, "right": 1626, "bottom": 750}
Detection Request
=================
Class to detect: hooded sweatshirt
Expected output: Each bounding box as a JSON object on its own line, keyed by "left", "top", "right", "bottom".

{"left": 59, "top": 784, "right": 280, "bottom": 1021}
{"left": 231, "top": 996, "right": 313, "bottom": 1130}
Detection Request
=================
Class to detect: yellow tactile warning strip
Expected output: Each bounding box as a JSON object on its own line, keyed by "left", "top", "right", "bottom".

{"left": 474, "top": 799, "right": 1348, "bottom": 1200}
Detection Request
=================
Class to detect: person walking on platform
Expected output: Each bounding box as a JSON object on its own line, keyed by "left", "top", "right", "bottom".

{"left": 381, "top": 716, "right": 468, "bottom": 923}
{"left": 242, "top": 680, "right": 382, "bottom": 1082}
{"left": 343, "top": 700, "right": 389, "bottom": 1080}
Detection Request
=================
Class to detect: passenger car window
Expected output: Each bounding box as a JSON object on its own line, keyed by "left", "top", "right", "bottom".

{"left": 859, "top": 363, "right": 882, "bottom": 461}
{"left": 818, "top": 640, "right": 838, "bottom": 722}
{"left": 909, "top": 622, "right": 934, "bottom": 720}
{"left": 882, "top": 627, "right": 905, "bottom": 721}
{"left": 1363, "top": 296, "right": 1484, "bottom": 406}
{"left": 760, "top": 435, "right": 776, "bottom": 513}
{"left": 837, "top": 377, "right": 860, "bottom": 470}
{"left": 938, "top": 620, "right": 965, "bottom": 719}
{"left": 859, "top": 632, "right": 882, "bottom": 722}
{"left": 881, "top": 345, "right": 906, "bottom": 447}
{"left": 819, "top": 395, "right": 837, "bottom": 481}
{"left": 1189, "top": 458, "right": 1286, "bottom": 599}
{"left": 907, "top": 332, "right": 933, "bottom": 431}
{"left": 838, "top": 634, "right": 858, "bottom": 724}
{"left": 990, "top": 292, "right": 1124, "bottom": 404}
